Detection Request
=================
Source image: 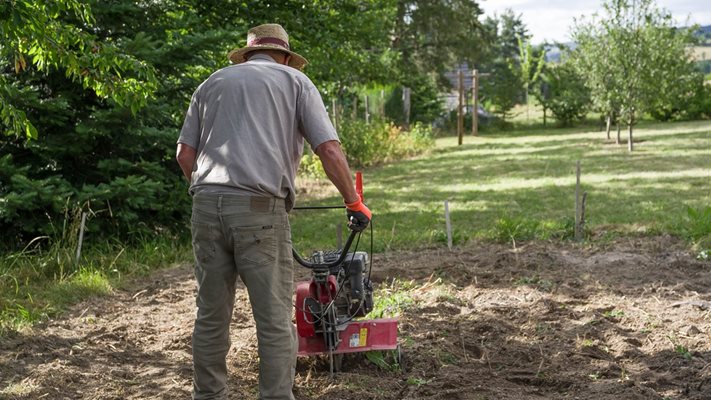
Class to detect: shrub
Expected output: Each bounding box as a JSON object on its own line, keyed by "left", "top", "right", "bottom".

{"left": 336, "top": 119, "right": 434, "bottom": 169}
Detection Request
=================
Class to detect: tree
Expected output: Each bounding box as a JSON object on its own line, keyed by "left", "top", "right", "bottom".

{"left": 0, "top": 0, "right": 407, "bottom": 248}
{"left": 545, "top": 62, "right": 591, "bottom": 126}
{"left": 513, "top": 36, "right": 545, "bottom": 120}
{"left": 0, "top": 0, "right": 157, "bottom": 139}
{"left": 571, "top": 0, "right": 701, "bottom": 151}
{"left": 393, "top": 0, "right": 488, "bottom": 84}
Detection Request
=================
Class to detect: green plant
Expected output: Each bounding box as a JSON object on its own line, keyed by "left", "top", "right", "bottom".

{"left": 365, "top": 349, "right": 402, "bottom": 372}
{"left": 406, "top": 377, "right": 431, "bottom": 386}
{"left": 603, "top": 309, "right": 625, "bottom": 319}
{"left": 675, "top": 344, "right": 692, "bottom": 360}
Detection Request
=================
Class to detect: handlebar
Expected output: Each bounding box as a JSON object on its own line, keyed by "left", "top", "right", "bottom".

{"left": 292, "top": 229, "right": 358, "bottom": 269}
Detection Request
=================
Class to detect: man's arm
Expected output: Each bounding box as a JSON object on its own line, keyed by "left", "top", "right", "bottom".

{"left": 315, "top": 140, "right": 372, "bottom": 231}
{"left": 314, "top": 140, "right": 359, "bottom": 203}
{"left": 176, "top": 143, "right": 197, "bottom": 181}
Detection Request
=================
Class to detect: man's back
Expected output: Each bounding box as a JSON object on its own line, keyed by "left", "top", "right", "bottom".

{"left": 178, "top": 54, "right": 336, "bottom": 209}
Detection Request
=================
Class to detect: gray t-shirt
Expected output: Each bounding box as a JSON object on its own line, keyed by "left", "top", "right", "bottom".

{"left": 177, "top": 54, "right": 338, "bottom": 210}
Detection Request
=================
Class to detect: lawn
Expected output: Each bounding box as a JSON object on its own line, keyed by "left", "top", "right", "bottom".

{"left": 290, "top": 120, "right": 711, "bottom": 253}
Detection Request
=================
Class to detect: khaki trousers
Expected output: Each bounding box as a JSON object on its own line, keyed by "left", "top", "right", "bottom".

{"left": 190, "top": 193, "right": 296, "bottom": 400}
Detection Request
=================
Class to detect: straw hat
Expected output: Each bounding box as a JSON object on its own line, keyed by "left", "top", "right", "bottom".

{"left": 228, "top": 24, "right": 308, "bottom": 70}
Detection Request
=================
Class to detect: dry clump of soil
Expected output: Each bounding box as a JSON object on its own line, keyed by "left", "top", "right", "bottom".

{"left": 1, "top": 235, "right": 710, "bottom": 400}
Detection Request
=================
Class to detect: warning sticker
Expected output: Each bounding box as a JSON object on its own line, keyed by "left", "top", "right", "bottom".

{"left": 359, "top": 328, "right": 368, "bottom": 347}
{"left": 349, "top": 334, "right": 360, "bottom": 347}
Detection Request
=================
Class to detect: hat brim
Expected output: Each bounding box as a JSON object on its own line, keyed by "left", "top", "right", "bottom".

{"left": 228, "top": 45, "right": 308, "bottom": 71}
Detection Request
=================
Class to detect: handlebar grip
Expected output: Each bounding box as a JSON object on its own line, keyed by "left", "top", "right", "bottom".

{"left": 355, "top": 171, "right": 363, "bottom": 202}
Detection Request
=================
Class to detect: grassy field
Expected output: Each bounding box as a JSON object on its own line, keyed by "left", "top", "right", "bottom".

{"left": 2, "top": 119, "right": 710, "bottom": 334}
{"left": 291, "top": 120, "right": 711, "bottom": 253}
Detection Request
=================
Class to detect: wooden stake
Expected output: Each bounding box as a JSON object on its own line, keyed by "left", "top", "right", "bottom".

{"left": 575, "top": 161, "right": 582, "bottom": 241}
{"left": 331, "top": 98, "right": 338, "bottom": 131}
{"left": 445, "top": 200, "right": 453, "bottom": 250}
{"left": 402, "top": 87, "right": 411, "bottom": 130}
{"left": 457, "top": 70, "right": 464, "bottom": 145}
{"left": 472, "top": 69, "right": 478, "bottom": 136}
{"left": 364, "top": 95, "right": 370, "bottom": 124}
{"left": 75, "top": 212, "right": 87, "bottom": 264}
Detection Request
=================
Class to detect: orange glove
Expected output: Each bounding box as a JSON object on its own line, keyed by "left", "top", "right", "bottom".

{"left": 345, "top": 199, "right": 372, "bottom": 232}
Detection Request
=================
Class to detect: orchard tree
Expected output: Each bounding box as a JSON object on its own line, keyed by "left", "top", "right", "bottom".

{"left": 544, "top": 62, "right": 591, "bottom": 126}
{"left": 571, "top": 0, "right": 700, "bottom": 151}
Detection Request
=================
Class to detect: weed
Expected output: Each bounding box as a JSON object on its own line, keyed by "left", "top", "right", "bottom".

{"left": 602, "top": 309, "right": 625, "bottom": 319}
{"left": 406, "top": 377, "right": 431, "bottom": 386}
{"left": 515, "top": 276, "right": 554, "bottom": 291}
{"left": 438, "top": 351, "right": 458, "bottom": 365}
{"left": 675, "top": 345, "right": 692, "bottom": 360}
{"left": 365, "top": 349, "right": 402, "bottom": 372}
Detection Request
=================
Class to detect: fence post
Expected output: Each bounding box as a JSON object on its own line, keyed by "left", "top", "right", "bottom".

{"left": 75, "top": 212, "right": 88, "bottom": 264}
{"left": 444, "top": 200, "right": 453, "bottom": 251}
{"left": 472, "top": 69, "right": 478, "bottom": 136}
{"left": 402, "top": 87, "right": 411, "bottom": 131}
{"left": 457, "top": 70, "right": 464, "bottom": 145}
{"left": 575, "top": 161, "right": 582, "bottom": 241}
{"left": 364, "top": 95, "right": 370, "bottom": 124}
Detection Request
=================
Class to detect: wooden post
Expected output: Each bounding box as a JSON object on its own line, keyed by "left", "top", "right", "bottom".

{"left": 402, "top": 87, "right": 411, "bottom": 130}
{"left": 457, "top": 70, "right": 464, "bottom": 145}
{"left": 75, "top": 212, "right": 88, "bottom": 264}
{"left": 444, "top": 200, "right": 453, "bottom": 251}
{"left": 331, "top": 98, "right": 338, "bottom": 131}
{"left": 575, "top": 161, "right": 580, "bottom": 240}
{"left": 364, "top": 95, "right": 370, "bottom": 124}
{"left": 472, "top": 69, "right": 478, "bottom": 136}
{"left": 380, "top": 89, "right": 385, "bottom": 118}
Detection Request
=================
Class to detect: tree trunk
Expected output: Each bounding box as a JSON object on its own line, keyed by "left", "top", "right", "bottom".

{"left": 627, "top": 117, "right": 634, "bottom": 152}
{"left": 605, "top": 114, "right": 611, "bottom": 140}
{"left": 616, "top": 117, "right": 621, "bottom": 145}
{"left": 543, "top": 107, "right": 547, "bottom": 127}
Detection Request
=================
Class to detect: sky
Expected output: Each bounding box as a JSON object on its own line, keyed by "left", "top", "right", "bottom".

{"left": 480, "top": 0, "right": 711, "bottom": 44}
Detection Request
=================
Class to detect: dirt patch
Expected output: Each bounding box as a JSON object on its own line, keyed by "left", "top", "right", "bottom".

{"left": 2, "top": 236, "right": 710, "bottom": 399}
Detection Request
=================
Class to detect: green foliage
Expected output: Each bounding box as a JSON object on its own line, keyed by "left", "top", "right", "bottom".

{"left": 544, "top": 62, "right": 591, "bottom": 126}
{"left": 571, "top": 0, "right": 701, "bottom": 129}
{"left": 481, "top": 60, "right": 521, "bottom": 121}
{"left": 337, "top": 119, "right": 434, "bottom": 169}
{"left": 680, "top": 206, "right": 711, "bottom": 252}
{"left": 1, "top": 0, "right": 157, "bottom": 139}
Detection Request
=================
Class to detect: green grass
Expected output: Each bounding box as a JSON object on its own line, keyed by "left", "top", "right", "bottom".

{"left": 291, "top": 120, "right": 711, "bottom": 253}
{"left": 3, "top": 119, "right": 710, "bottom": 334}
{"left": 0, "top": 236, "right": 192, "bottom": 335}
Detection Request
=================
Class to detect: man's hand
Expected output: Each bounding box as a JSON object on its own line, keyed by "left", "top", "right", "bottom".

{"left": 345, "top": 199, "right": 372, "bottom": 232}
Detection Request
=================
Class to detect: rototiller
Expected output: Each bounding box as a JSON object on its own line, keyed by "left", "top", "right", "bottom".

{"left": 292, "top": 173, "right": 399, "bottom": 375}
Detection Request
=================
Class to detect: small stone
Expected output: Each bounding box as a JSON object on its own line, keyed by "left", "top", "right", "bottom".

{"left": 681, "top": 325, "right": 701, "bottom": 336}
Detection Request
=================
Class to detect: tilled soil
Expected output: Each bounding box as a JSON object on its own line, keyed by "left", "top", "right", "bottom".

{"left": 1, "top": 235, "right": 710, "bottom": 399}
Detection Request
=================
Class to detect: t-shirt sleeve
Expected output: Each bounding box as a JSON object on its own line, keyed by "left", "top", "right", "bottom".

{"left": 297, "top": 79, "right": 339, "bottom": 151}
{"left": 177, "top": 88, "right": 201, "bottom": 149}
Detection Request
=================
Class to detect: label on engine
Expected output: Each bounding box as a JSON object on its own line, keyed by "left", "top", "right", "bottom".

{"left": 348, "top": 328, "right": 368, "bottom": 347}
{"left": 359, "top": 328, "right": 368, "bottom": 347}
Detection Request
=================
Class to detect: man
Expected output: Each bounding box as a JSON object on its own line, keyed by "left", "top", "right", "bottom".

{"left": 176, "top": 24, "right": 371, "bottom": 400}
